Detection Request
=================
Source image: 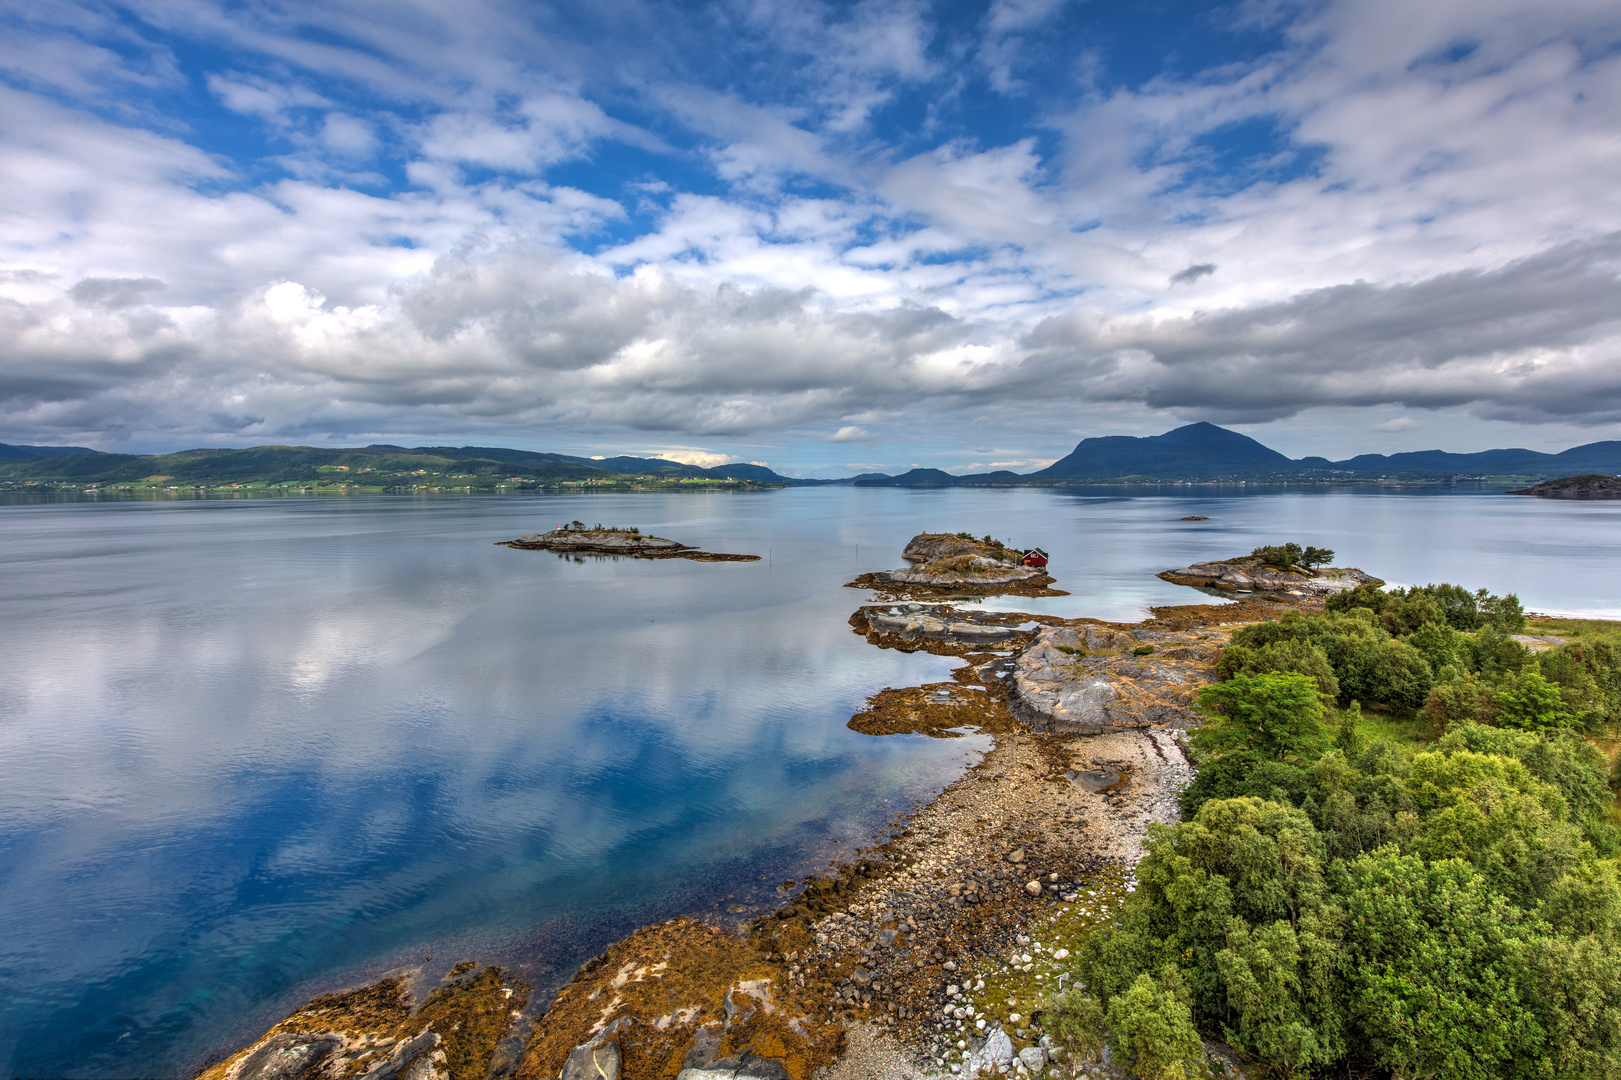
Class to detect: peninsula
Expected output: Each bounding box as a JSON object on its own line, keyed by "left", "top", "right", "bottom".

{"left": 1509, "top": 473, "right": 1621, "bottom": 498}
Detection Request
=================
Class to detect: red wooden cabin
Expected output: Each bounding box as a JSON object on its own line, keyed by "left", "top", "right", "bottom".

{"left": 1021, "top": 547, "right": 1049, "bottom": 568}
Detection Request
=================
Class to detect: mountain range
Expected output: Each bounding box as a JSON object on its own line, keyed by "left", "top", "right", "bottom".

{"left": 853, "top": 422, "right": 1621, "bottom": 485}
{"left": 2, "top": 422, "right": 1618, "bottom": 487}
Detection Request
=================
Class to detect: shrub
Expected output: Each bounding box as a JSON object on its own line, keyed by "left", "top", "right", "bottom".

{"left": 1045, "top": 989, "right": 1107, "bottom": 1063}
{"left": 1253, "top": 542, "right": 1304, "bottom": 569}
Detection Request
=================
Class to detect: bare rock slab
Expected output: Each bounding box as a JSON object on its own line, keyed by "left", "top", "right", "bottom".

{"left": 1009, "top": 624, "right": 1227, "bottom": 734}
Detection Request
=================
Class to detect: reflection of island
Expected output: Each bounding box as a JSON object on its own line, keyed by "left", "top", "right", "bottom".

{"left": 847, "top": 532, "right": 1067, "bottom": 596}
{"left": 500, "top": 522, "right": 760, "bottom": 562}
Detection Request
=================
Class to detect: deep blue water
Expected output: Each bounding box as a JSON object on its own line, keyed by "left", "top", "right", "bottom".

{"left": 1, "top": 486, "right": 1617, "bottom": 1077}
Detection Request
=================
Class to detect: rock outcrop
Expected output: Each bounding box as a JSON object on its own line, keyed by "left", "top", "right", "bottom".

{"left": 1008, "top": 624, "right": 1227, "bottom": 734}
{"left": 1158, "top": 558, "right": 1380, "bottom": 597}
{"left": 195, "top": 966, "right": 526, "bottom": 1080}
{"left": 870, "top": 534, "right": 1042, "bottom": 588}
{"left": 853, "top": 603, "right": 1029, "bottom": 647}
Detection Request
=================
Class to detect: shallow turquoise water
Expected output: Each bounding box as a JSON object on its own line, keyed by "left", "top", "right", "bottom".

{"left": 0, "top": 486, "right": 1616, "bottom": 1076}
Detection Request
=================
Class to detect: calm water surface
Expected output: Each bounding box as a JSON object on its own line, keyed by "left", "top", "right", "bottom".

{"left": 1, "top": 486, "right": 1617, "bottom": 1076}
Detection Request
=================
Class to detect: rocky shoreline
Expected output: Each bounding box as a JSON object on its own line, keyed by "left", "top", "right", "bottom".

{"left": 197, "top": 538, "right": 1291, "bottom": 1080}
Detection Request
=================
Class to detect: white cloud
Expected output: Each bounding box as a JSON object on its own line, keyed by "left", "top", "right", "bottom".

{"left": 827, "top": 425, "right": 871, "bottom": 442}
{"left": 649, "top": 448, "right": 732, "bottom": 467}
{"left": 1370, "top": 417, "right": 1419, "bottom": 433}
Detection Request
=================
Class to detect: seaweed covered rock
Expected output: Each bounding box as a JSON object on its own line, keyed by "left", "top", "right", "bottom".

{"left": 196, "top": 966, "right": 527, "bottom": 1080}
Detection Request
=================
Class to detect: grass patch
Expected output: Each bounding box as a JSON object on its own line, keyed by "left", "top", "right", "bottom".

{"left": 1525, "top": 615, "right": 1621, "bottom": 640}
{"left": 1341, "top": 703, "right": 1434, "bottom": 751}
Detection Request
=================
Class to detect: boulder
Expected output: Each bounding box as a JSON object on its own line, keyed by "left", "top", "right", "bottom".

{"left": 964, "top": 1027, "right": 1015, "bottom": 1077}
{"left": 1018, "top": 1046, "right": 1049, "bottom": 1071}
{"left": 561, "top": 1038, "right": 621, "bottom": 1080}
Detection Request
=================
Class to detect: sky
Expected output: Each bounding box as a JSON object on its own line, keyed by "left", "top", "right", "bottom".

{"left": 2, "top": 0, "right": 1620, "bottom": 476}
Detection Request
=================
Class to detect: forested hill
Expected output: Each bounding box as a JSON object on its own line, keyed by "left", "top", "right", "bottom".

{"left": 0, "top": 444, "right": 805, "bottom": 491}
{"left": 6, "top": 423, "right": 1621, "bottom": 490}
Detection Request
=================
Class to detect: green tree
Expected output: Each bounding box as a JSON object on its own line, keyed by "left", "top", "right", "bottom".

{"left": 1301, "top": 546, "right": 1335, "bottom": 569}
{"left": 1217, "top": 916, "right": 1344, "bottom": 1079}
{"left": 1342, "top": 851, "right": 1541, "bottom": 1080}
{"left": 1495, "top": 671, "right": 1575, "bottom": 731}
{"left": 1196, "top": 673, "right": 1328, "bottom": 761}
{"left": 1479, "top": 590, "right": 1527, "bottom": 633}
{"left": 1105, "top": 968, "right": 1204, "bottom": 1080}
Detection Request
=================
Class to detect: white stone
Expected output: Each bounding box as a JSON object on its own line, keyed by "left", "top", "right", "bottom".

{"left": 1018, "top": 1047, "right": 1048, "bottom": 1071}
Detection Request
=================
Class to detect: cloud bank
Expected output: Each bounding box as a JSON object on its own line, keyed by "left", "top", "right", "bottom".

{"left": 1, "top": 0, "right": 1620, "bottom": 467}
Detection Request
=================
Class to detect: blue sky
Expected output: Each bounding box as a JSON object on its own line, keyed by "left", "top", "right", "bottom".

{"left": 2, "top": 0, "right": 1621, "bottom": 475}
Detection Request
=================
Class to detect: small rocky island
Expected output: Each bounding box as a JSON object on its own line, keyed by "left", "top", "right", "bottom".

{"left": 1509, "top": 474, "right": 1621, "bottom": 499}
{"left": 848, "top": 532, "right": 1065, "bottom": 595}
{"left": 1159, "top": 543, "right": 1380, "bottom": 598}
{"left": 502, "top": 522, "right": 760, "bottom": 562}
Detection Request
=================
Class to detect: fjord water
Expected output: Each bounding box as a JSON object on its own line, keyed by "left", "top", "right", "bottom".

{"left": 1, "top": 487, "right": 1617, "bottom": 1076}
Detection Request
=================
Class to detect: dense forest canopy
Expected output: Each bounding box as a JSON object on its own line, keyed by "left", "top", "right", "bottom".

{"left": 1046, "top": 577, "right": 1621, "bottom": 1080}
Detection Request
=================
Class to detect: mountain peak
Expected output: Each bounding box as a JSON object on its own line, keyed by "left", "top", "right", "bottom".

{"left": 1033, "top": 422, "right": 1292, "bottom": 479}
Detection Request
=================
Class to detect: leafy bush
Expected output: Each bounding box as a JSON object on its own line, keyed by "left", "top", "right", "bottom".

{"left": 1330, "top": 581, "right": 1525, "bottom": 633}
{"left": 1106, "top": 969, "right": 1203, "bottom": 1080}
